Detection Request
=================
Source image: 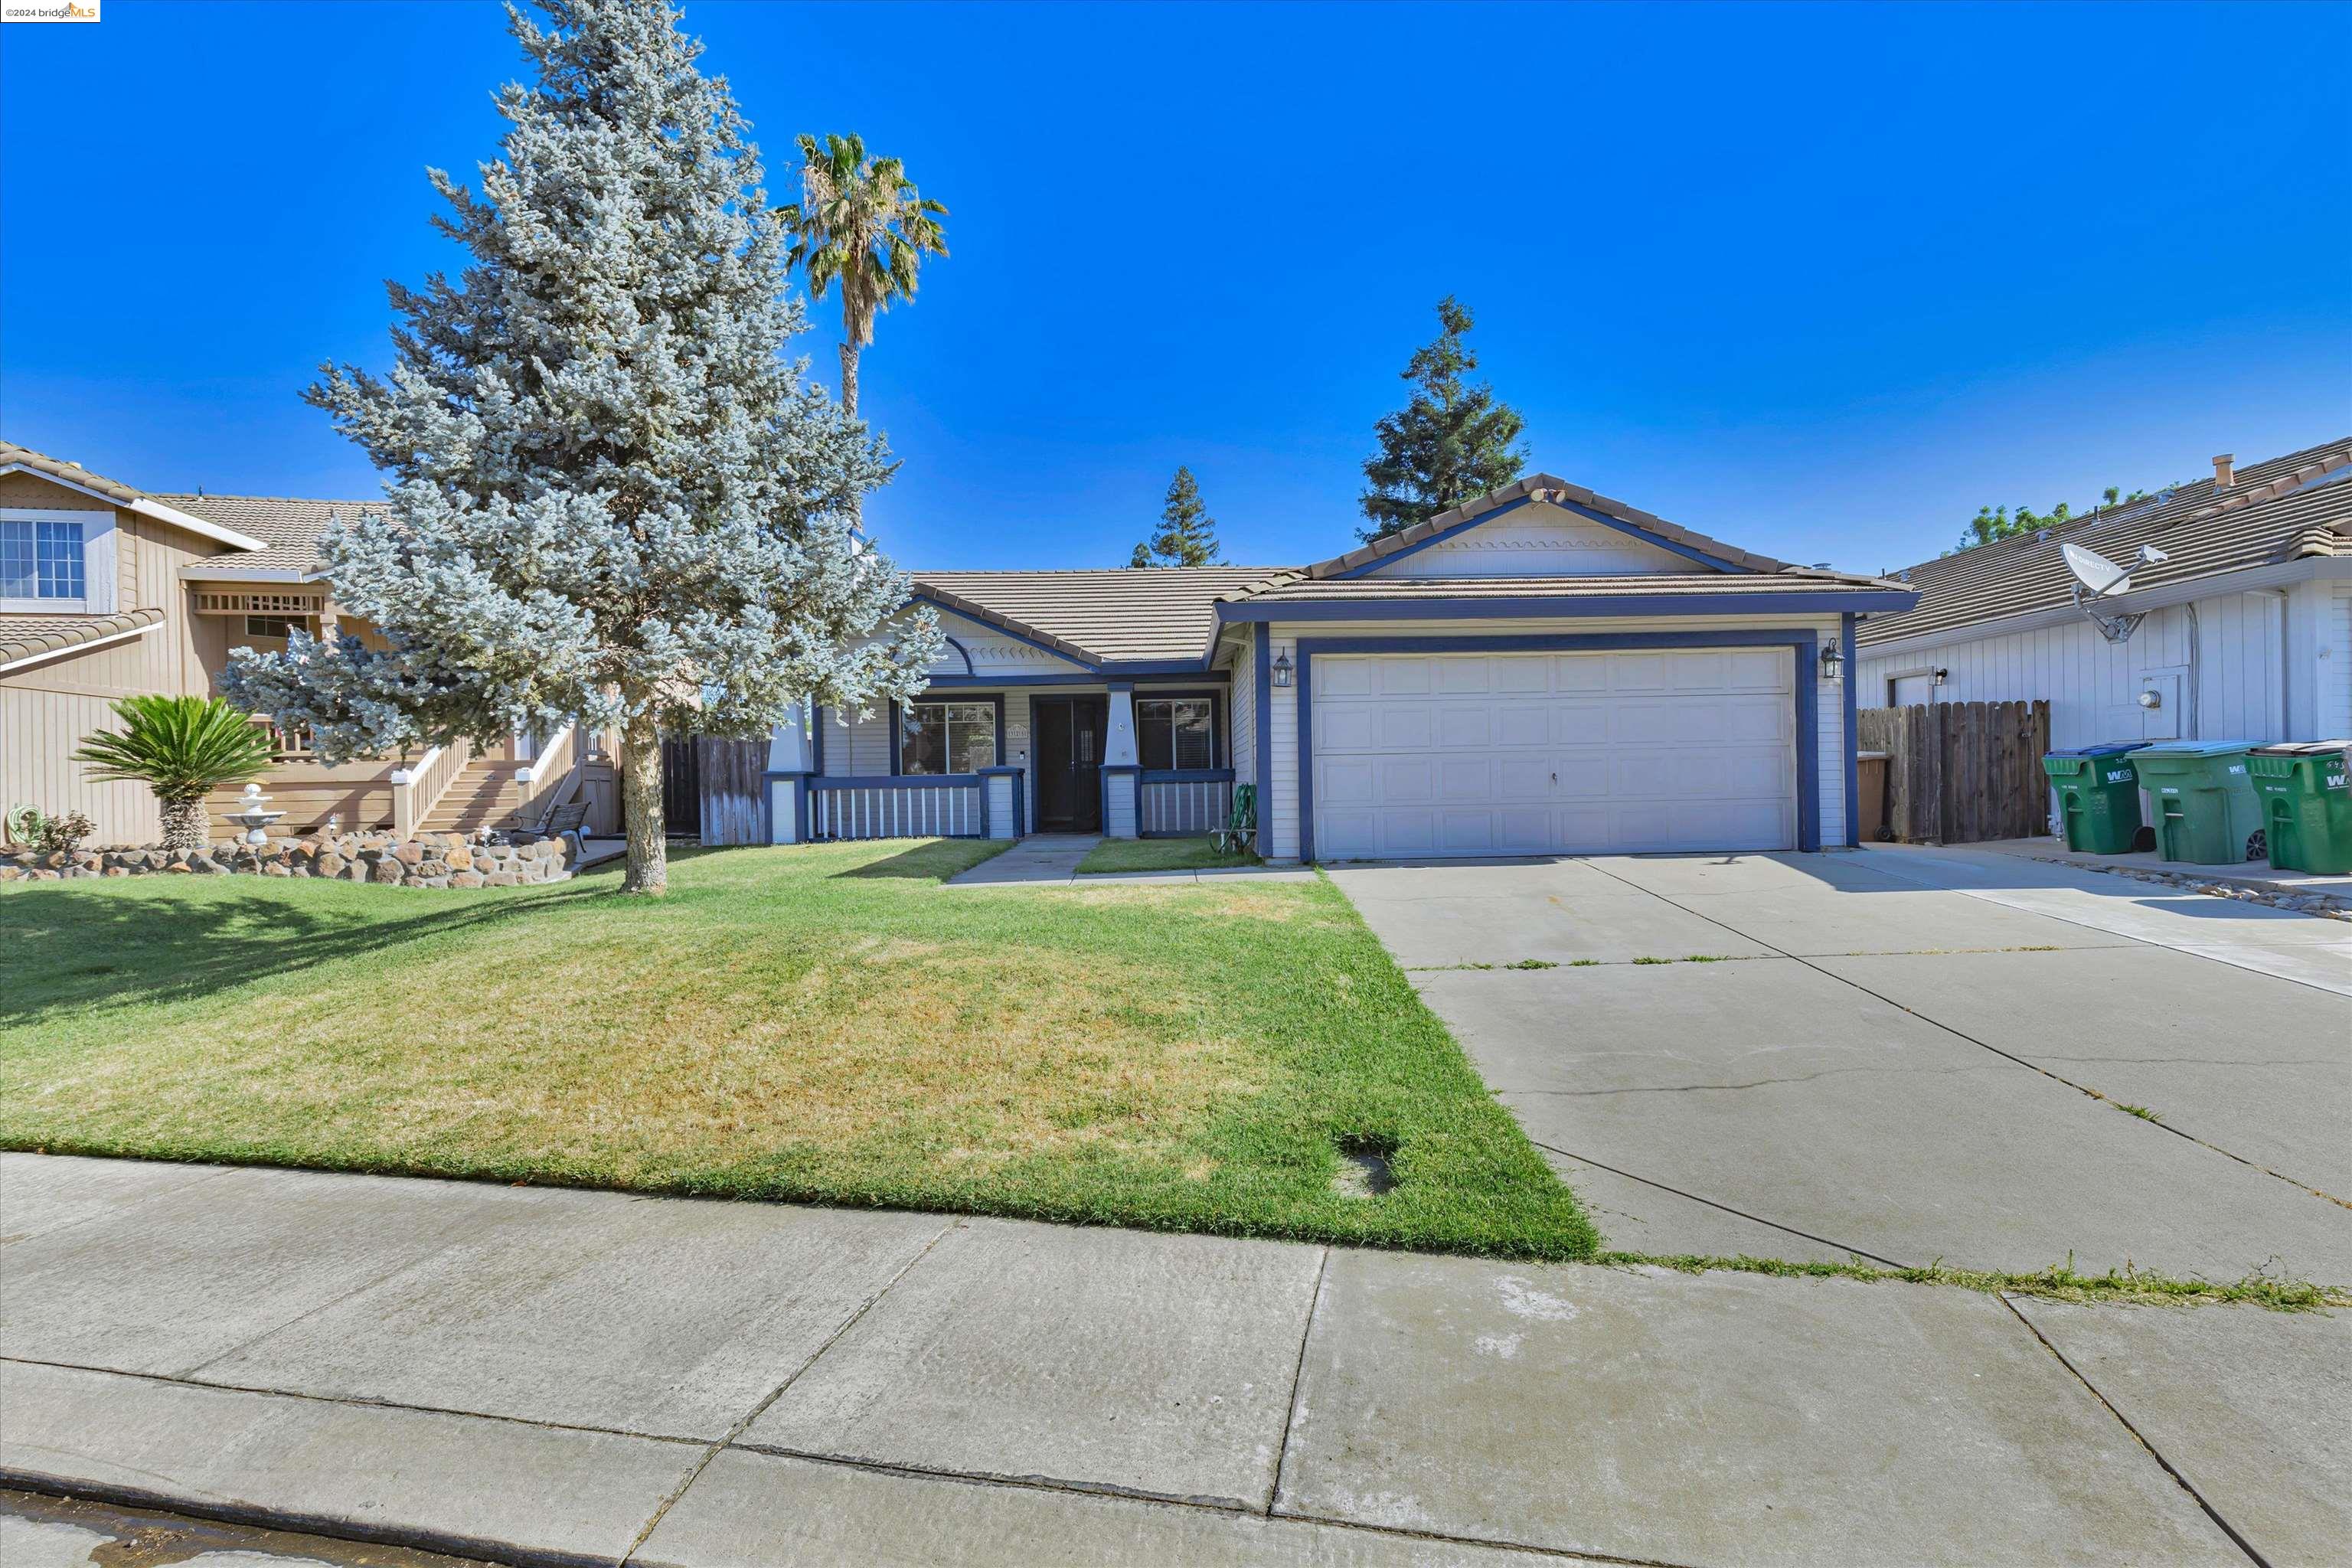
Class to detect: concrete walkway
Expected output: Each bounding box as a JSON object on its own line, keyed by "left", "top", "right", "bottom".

{"left": 1328, "top": 848, "right": 2351, "bottom": 1278}
{"left": 5, "top": 1153, "right": 2344, "bottom": 1567}
{"left": 1965, "top": 835, "right": 2352, "bottom": 905}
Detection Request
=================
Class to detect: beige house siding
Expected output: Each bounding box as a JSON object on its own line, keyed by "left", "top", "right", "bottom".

{"left": 2, "top": 474, "right": 241, "bottom": 841}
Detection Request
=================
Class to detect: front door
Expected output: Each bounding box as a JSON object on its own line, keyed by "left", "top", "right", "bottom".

{"left": 1033, "top": 697, "right": 1106, "bottom": 831}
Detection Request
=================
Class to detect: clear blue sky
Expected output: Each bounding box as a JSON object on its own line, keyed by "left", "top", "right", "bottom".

{"left": 3, "top": 1, "right": 2347, "bottom": 575}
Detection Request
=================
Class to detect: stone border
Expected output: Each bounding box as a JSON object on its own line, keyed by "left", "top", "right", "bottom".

{"left": 1, "top": 829, "right": 573, "bottom": 889}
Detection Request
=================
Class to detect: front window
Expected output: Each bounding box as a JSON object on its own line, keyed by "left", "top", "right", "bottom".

{"left": 0, "top": 518, "right": 85, "bottom": 601}
{"left": 1137, "top": 697, "right": 1217, "bottom": 771}
{"left": 900, "top": 701, "right": 997, "bottom": 775}
{"left": 244, "top": 613, "right": 307, "bottom": 640}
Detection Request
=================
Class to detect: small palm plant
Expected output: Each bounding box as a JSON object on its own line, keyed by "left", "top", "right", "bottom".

{"left": 71, "top": 695, "right": 276, "bottom": 851}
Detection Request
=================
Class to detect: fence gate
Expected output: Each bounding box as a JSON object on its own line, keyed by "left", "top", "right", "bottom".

{"left": 661, "top": 736, "right": 701, "bottom": 838}
{"left": 695, "top": 737, "right": 767, "bottom": 847}
{"left": 1857, "top": 701, "right": 2052, "bottom": 845}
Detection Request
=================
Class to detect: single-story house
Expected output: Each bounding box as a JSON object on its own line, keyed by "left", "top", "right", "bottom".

{"left": 1856, "top": 437, "right": 2352, "bottom": 749}
{"left": 1, "top": 442, "right": 596, "bottom": 844}
{"left": 763, "top": 475, "right": 1916, "bottom": 861}
{"left": 7, "top": 439, "right": 1917, "bottom": 861}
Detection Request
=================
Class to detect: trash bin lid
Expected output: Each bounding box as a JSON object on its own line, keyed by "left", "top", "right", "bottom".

{"left": 2047, "top": 741, "right": 2148, "bottom": 760}
{"left": 2131, "top": 740, "right": 2259, "bottom": 757}
{"left": 2250, "top": 740, "right": 2352, "bottom": 757}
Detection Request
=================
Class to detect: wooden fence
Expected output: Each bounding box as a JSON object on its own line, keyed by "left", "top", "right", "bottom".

{"left": 1857, "top": 701, "right": 2051, "bottom": 845}
{"left": 696, "top": 737, "right": 768, "bottom": 846}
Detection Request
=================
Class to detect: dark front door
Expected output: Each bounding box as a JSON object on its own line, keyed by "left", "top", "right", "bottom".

{"left": 1033, "top": 697, "right": 1106, "bottom": 831}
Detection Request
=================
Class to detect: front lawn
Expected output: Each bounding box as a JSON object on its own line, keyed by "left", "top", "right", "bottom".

{"left": 1076, "top": 835, "right": 1259, "bottom": 874}
{"left": 0, "top": 841, "right": 1594, "bottom": 1259}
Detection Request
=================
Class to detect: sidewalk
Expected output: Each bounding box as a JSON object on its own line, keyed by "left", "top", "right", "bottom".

{"left": 5, "top": 1155, "right": 2342, "bottom": 1566}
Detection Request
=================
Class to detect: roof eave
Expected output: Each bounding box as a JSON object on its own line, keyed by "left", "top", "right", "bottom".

{"left": 1857, "top": 556, "right": 2344, "bottom": 657}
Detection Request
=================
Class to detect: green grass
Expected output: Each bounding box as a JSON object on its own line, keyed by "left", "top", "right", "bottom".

{"left": 1075, "top": 835, "right": 1260, "bottom": 874}
{"left": 1605, "top": 1252, "right": 2350, "bottom": 1312}
{"left": 0, "top": 841, "right": 1596, "bottom": 1260}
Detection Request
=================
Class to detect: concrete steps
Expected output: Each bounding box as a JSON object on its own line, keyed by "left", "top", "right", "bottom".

{"left": 419, "top": 759, "right": 529, "bottom": 834}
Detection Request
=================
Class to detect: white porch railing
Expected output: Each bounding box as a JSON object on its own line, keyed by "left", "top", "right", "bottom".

{"left": 810, "top": 776, "right": 985, "bottom": 840}
{"left": 390, "top": 737, "right": 472, "bottom": 839}
{"left": 511, "top": 722, "right": 579, "bottom": 829}
{"left": 1139, "top": 769, "right": 1234, "bottom": 837}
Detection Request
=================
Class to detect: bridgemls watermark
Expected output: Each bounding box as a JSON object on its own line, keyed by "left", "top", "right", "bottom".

{"left": 2, "top": 0, "right": 100, "bottom": 20}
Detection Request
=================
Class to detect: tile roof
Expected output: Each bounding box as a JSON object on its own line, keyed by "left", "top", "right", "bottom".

{"left": 0, "top": 607, "right": 166, "bottom": 670}
{"left": 1290, "top": 472, "right": 1805, "bottom": 580}
{"left": 1231, "top": 573, "right": 1892, "bottom": 603}
{"left": 157, "top": 495, "right": 384, "bottom": 579}
{"left": 910, "top": 567, "right": 1282, "bottom": 665}
{"left": 1858, "top": 436, "right": 2352, "bottom": 648}
{"left": 0, "top": 443, "right": 271, "bottom": 552}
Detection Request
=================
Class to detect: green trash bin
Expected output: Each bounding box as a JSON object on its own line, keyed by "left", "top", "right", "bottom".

{"left": 2248, "top": 741, "right": 2352, "bottom": 875}
{"left": 2129, "top": 740, "right": 2266, "bottom": 865}
{"left": 2040, "top": 742, "right": 2148, "bottom": 854}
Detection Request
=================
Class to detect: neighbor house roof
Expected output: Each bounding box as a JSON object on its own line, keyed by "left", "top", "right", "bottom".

{"left": 0, "top": 607, "right": 166, "bottom": 674}
{"left": 1859, "top": 436, "right": 2352, "bottom": 648}
{"left": 0, "top": 443, "right": 270, "bottom": 553}
{"left": 159, "top": 495, "right": 384, "bottom": 580}
{"left": 911, "top": 567, "right": 1282, "bottom": 666}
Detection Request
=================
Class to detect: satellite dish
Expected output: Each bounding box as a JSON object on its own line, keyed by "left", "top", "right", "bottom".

{"left": 2058, "top": 542, "right": 2145, "bottom": 644}
{"left": 2061, "top": 541, "right": 2133, "bottom": 598}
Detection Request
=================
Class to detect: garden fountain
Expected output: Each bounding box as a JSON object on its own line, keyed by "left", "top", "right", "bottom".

{"left": 224, "top": 783, "right": 287, "bottom": 848}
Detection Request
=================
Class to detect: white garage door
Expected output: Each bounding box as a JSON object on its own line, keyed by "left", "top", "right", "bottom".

{"left": 1312, "top": 648, "right": 1797, "bottom": 859}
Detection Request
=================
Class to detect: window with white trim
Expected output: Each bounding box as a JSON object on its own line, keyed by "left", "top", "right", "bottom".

{"left": 900, "top": 701, "right": 998, "bottom": 775}
{"left": 0, "top": 518, "right": 85, "bottom": 601}
{"left": 1137, "top": 697, "right": 1217, "bottom": 771}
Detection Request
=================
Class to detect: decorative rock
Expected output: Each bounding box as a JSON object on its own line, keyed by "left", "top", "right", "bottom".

{"left": 315, "top": 852, "right": 347, "bottom": 879}
{"left": 449, "top": 871, "right": 484, "bottom": 888}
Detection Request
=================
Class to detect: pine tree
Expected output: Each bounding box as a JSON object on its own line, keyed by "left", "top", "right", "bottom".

{"left": 1358, "top": 296, "right": 1529, "bottom": 541}
{"left": 1127, "top": 466, "right": 1223, "bottom": 567}
{"left": 222, "top": 0, "right": 941, "bottom": 896}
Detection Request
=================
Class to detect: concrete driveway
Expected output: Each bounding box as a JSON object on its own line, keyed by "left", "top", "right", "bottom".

{"left": 1329, "top": 845, "right": 2352, "bottom": 1281}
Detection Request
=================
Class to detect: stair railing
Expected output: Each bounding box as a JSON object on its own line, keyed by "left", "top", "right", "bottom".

{"left": 390, "top": 736, "right": 473, "bottom": 839}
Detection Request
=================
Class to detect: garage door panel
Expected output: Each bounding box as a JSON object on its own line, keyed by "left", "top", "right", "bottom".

{"left": 1547, "top": 657, "right": 1606, "bottom": 693}
{"left": 1436, "top": 658, "right": 1492, "bottom": 694}
{"left": 1439, "top": 707, "right": 1491, "bottom": 747}
{"left": 1320, "top": 707, "right": 1375, "bottom": 752}
{"left": 1312, "top": 649, "right": 1799, "bottom": 858}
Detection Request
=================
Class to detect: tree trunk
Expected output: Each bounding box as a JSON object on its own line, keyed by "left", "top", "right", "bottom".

{"left": 619, "top": 714, "right": 668, "bottom": 895}
{"left": 159, "top": 798, "right": 207, "bottom": 853}
{"left": 838, "top": 341, "right": 860, "bottom": 422}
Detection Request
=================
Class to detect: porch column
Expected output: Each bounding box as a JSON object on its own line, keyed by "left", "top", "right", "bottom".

{"left": 1103, "top": 682, "right": 1140, "bottom": 838}
{"left": 765, "top": 698, "right": 818, "bottom": 844}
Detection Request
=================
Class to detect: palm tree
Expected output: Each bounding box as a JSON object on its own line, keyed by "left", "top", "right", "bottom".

{"left": 779, "top": 132, "right": 949, "bottom": 423}
{"left": 71, "top": 695, "right": 276, "bottom": 851}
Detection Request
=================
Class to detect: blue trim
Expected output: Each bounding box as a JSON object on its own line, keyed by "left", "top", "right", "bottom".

{"left": 918, "top": 671, "right": 1230, "bottom": 690}
{"left": 1841, "top": 615, "right": 1860, "bottom": 848}
{"left": 1099, "top": 658, "right": 1229, "bottom": 675}
{"left": 763, "top": 769, "right": 816, "bottom": 844}
{"left": 893, "top": 692, "right": 1008, "bottom": 776}
{"left": 1325, "top": 493, "right": 1756, "bottom": 580}
{"left": 1217, "top": 590, "right": 1916, "bottom": 623}
{"left": 811, "top": 701, "right": 827, "bottom": 777}
{"left": 809, "top": 774, "right": 984, "bottom": 789}
{"left": 1292, "top": 631, "right": 1824, "bottom": 864}
{"left": 1253, "top": 625, "right": 1272, "bottom": 856}
{"left": 940, "top": 634, "right": 976, "bottom": 676}
{"left": 910, "top": 593, "right": 1099, "bottom": 671}
{"left": 979, "top": 764, "right": 1027, "bottom": 838}
{"left": 1100, "top": 762, "right": 1141, "bottom": 836}
{"left": 1141, "top": 767, "right": 1233, "bottom": 783}
{"left": 1553, "top": 497, "right": 1748, "bottom": 573}
{"left": 1106, "top": 679, "right": 1135, "bottom": 693}
{"left": 1131, "top": 687, "right": 1226, "bottom": 771}
{"left": 1327, "top": 497, "right": 1537, "bottom": 579}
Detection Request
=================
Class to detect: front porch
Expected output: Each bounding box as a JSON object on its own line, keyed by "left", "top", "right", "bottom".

{"left": 762, "top": 681, "right": 1237, "bottom": 847}
{"left": 214, "top": 717, "right": 605, "bottom": 843}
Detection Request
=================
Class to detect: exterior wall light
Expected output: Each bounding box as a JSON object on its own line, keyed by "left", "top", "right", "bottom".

{"left": 1271, "top": 649, "right": 1294, "bottom": 688}
{"left": 1818, "top": 643, "right": 1843, "bottom": 681}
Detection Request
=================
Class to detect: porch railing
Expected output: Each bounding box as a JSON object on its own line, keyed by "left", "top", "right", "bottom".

{"left": 810, "top": 776, "right": 985, "bottom": 840}
{"left": 511, "top": 722, "right": 579, "bottom": 829}
{"left": 1139, "top": 769, "right": 1234, "bottom": 837}
{"left": 390, "top": 737, "right": 472, "bottom": 839}
{"left": 250, "top": 714, "right": 315, "bottom": 760}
